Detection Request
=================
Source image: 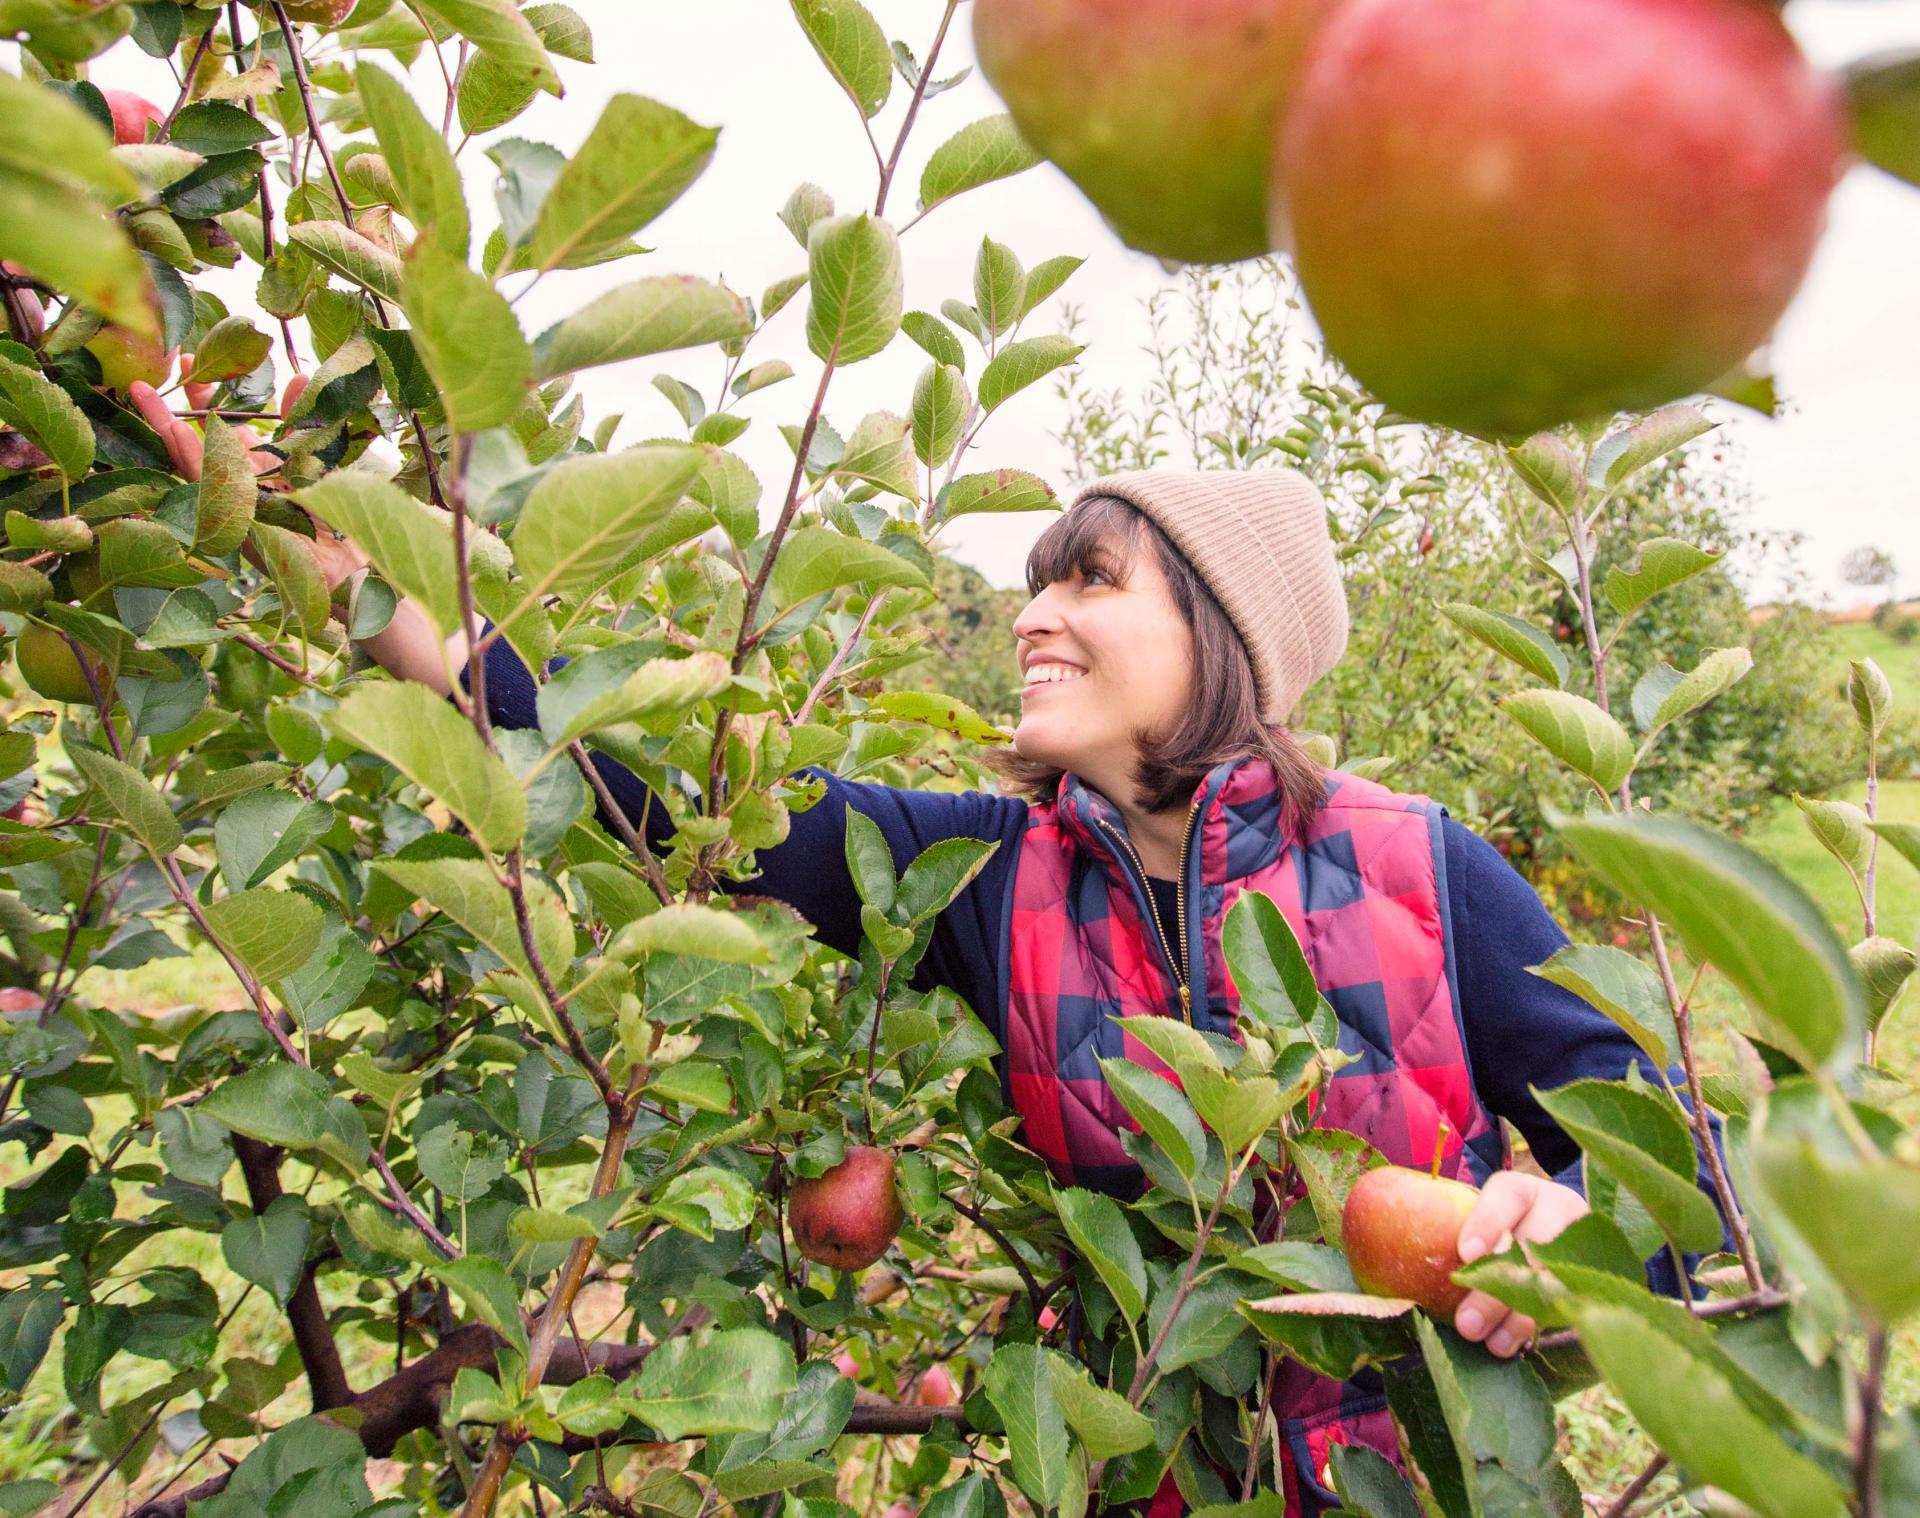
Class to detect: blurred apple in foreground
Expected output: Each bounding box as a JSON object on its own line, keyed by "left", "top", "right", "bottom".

{"left": 1341, "top": 1164, "right": 1480, "bottom": 1315}
{"left": 974, "top": 0, "right": 1338, "bottom": 264}
{"left": 1276, "top": 0, "right": 1848, "bottom": 437}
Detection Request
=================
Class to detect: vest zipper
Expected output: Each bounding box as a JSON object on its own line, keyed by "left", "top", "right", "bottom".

{"left": 1098, "top": 789, "right": 1206, "bottom": 1023}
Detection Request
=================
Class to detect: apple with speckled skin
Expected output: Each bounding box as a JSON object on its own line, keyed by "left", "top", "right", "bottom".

{"left": 1341, "top": 1165, "right": 1480, "bottom": 1315}
{"left": 1275, "top": 0, "right": 1848, "bottom": 437}
{"left": 789, "top": 1146, "right": 904, "bottom": 1272}
{"left": 974, "top": 0, "right": 1340, "bottom": 264}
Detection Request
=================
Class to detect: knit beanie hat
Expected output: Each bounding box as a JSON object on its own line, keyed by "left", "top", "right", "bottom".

{"left": 1073, "top": 469, "right": 1348, "bottom": 724}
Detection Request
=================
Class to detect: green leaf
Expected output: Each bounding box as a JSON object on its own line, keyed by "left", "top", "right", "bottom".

{"left": 806, "top": 214, "right": 902, "bottom": 365}
{"left": 843, "top": 809, "right": 895, "bottom": 913}
{"left": 0, "top": 72, "right": 140, "bottom": 203}
{"left": 221, "top": 1196, "right": 311, "bottom": 1308}
{"left": 194, "top": 415, "right": 257, "bottom": 556}
{"left": 1043, "top": 1351, "right": 1153, "bottom": 1459}
{"left": 295, "top": 472, "right": 463, "bottom": 639}
{"left": 430, "top": 1256, "right": 528, "bottom": 1356}
{"left": 528, "top": 95, "right": 717, "bottom": 272}
{"left": 1223, "top": 888, "right": 1322, "bottom": 1038}
{"left": 1795, "top": 794, "right": 1873, "bottom": 882}
{"left": 1287, "top": 1129, "right": 1380, "bottom": 1250}
{"left": 97, "top": 518, "right": 203, "bottom": 591}
{"left": 371, "top": 856, "right": 570, "bottom": 986}
{"left": 286, "top": 220, "right": 403, "bottom": 303}
{"left": 1148, "top": 1270, "right": 1261, "bottom": 1375}
{"left": 896, "top": 837, "right": 998, "bottom": 922}
{"left": 1850, "top": 936, "right": 1916, "bottom": 1032}
{"left": 1530, "top": 944, "right": 1676, "bottom": 1071}
{"left": 1847, "top": 657, "right": 1893, "bottom": 741}
{"left": 1437, "top": 603, "right": 1567, "bottom": 688}
{"left": 538, "top": 649, "right": 731, "bottom": 746}
{"left": 627, "top": 1328, "right": 796, "bottom": 1440}
{"left": 1550, "top": 808, "right": 1862, "bottom": 1071}
{"left": 417, "top": 0, "right": 560, "bottom": 99}
{"left": 0, "top": 354, "right": 93, "bottom": 481}
{"left": 357, "top": 62, "right": 469, "bottom": 259}
{"left": 511, "top": 444, "right": 705, "bottom": 597}
{"left": 416, "top": 1122, "right": 510, "bottom": 1202}
{"left": 1532, "top": 1079, "right": 1723, "bottom": 1253}
{"left": 1845, "top": 51, "right": 1920, "bottom": 189}
{"left": 978, "top": 334, "right": 1083, "bottom": 414}
{"left": 329, "top": 680, "right": 527, "bottom": 853}
{"left": 1752, "top": 1125, "right": 1920, "bottom": 1326}
{"left": 532, "top": 275, "right": 751, "bottom": 381}
{"left": 200, "top": 1062, "right": 369, "bottom": 1173}
{"left": 1054, "top": 1186, "right": 1146, "bottom": 1323}
{"left": 3, "top": 512, "right": 91, "bottom": 554}
{"left": 778, "top": 182, "right": 835, "bottom": 248}
{"left": 1018, "top": 256, "right": 1085, "bottom": 319}
{"left": 1504, "top": 433, "right": 1582, "bottom": 512}
{"left": 1571, "top": 1302, "right": 1847, "bottom": 1518}
{"left": 1603, "top": 537, "right": 1723, "bottom": 617}
{"left": 0, "top": 161, "right": 153, "bottom": 336}
{"left": 401, "top": 241, "right": 531, "bottom": 433}
{"left": 248, "top": 523, "right": 332, "bottom": 638}
{"left": 911, "top": 363, "right": 970, "bottom": 470}
{"left": 0, "top": 562, "right": 54, "bottom": 613}
{"left": 0, "top": 1286, "right": 63, "bottom": 1394}
{"left": 215, "top": 790, "right": 334, "bottom": 892}
{"left": 834, "top": 410, "right": 920, "bottom": 501}
{"left": 1639, "top": 646, "right": 1753, "bottom": 736}
{"left": 973, "top": 238, "right": 1024, "bottom": 338}
{"left": 203, "top": 888, "right": 324, "bottom": 985}
{"left": 902, "top": 310, "right": 965, "bottom": 369}
{"left": 918, "top": 115, "right": 1040, "bottom": 213}
{"left": 1588, "top": 404, "right": 1714, "bottom": 489}
{"left": 1097, "top": 1057, "right": 1202, "bottom": 1181}
{"left": 182, "top": 316, "right": 270, "bottom": 385}
{"left": 788, "top": 0, "right": 892, "bottom": 119}
{"left": 982, "top": 1343, "right": 1070, "bottom": 1510}
{"left": 1328, "top": 1444, "right": 1424, "bottom": 1518}
{"left": 865, "top": 690, "right": 1007, "bottom": 745}
{"left": 763, "top": 525, "right": 928, "bottom": 622}
{"left": 1239, "top": 1292, "right": 1415, "bottom": 1384}
{"left": 66, "top": 737, "right": 182, "bottom": 856}
{"left": 608, "top": 903, "right": 769, "bottom": 965}
{"left": 938, "top": 469, "right": 1059, "bottom": 523}
{"left": 1498, "top": 689, "right": 1634, "bottom": 793}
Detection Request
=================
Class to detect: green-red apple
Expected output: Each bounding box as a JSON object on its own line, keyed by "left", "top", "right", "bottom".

{"left": 1341, "top": 1164, "right": 1480, "bottom": 1315}
{"left": 1275, "top": 0, "right": 1848, "bottom": 437}
{"left": 974, "top": 0, "right": 1340, "bottom": 265}
{"left": 101, "top": 90, "right": 165, "bottom": 147}
{"left": 789, "top": 1145, "right": 904, "bottom": 1272}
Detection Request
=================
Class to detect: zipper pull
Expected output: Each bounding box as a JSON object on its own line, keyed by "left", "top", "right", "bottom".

{"left": 1178, "top": 982, "right": 1190, "bottom": 1015}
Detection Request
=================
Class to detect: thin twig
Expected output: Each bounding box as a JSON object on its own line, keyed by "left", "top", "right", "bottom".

{"left": 156, "top": 26, "right": 218, "bottom": 144}
{"left": 373, "top": 1149, "right": 462, "bottom": 1259}
{"left": 1598, "top": 1453, "right": 1668, "bottom": 1518}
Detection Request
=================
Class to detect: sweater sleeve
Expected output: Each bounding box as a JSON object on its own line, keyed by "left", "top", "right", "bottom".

{"left": 1443, "top": 816, "right": 1734, "bottom": 1298}
{"left": 465, "top": 634, "right": 1027, "bottom": 1035}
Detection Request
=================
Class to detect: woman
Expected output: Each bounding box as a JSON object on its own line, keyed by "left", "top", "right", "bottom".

{"left": 327, "top": 466, "right": 1726, "bottom": 1512}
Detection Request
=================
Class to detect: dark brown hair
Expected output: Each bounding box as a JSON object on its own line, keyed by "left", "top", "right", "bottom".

{"left": 994, "top": 496, "right": 1326, "bottom": 835}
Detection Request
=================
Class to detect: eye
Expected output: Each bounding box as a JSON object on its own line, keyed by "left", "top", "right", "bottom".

{"left": 1080, "top": 566, "right": 1112, "bottom": 588}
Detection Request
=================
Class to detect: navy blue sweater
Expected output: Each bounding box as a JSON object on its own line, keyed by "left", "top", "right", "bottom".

{"left": 472, "top": 639, "right": 1728, "bottom": 1289}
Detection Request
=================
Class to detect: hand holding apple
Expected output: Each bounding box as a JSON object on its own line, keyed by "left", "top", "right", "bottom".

{"left": 1451, "top": 1171, "right": 1590, "bottom": 1358}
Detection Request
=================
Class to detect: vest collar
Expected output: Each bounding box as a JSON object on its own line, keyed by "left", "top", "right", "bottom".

{"left": 1052, "top": 754, "right": 1294, "bottom": 888}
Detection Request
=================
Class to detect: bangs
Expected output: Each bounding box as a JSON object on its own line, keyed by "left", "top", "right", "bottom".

{"left": 1024, "top": 496, "right": 1144, "bottom": 596}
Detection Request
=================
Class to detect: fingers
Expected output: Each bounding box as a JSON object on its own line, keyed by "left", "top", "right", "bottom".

{"left": 128, "top": 380, "right": 203, "bottom": 482}
{"left": 1457, "top": 1170, "right": 1536, "bottom": 1265}
{"left": 176, "top": 351, "right": 215, "bottom": 412}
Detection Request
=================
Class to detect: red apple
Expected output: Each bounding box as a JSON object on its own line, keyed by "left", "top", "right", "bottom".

{"left": 915, "top": 1365, "right": 958, "bottom": 1406}
{"left": 280, "top": 372, "right": 311, "bottom": 420}
{"left": 280, "top": 0, "right": 359, "bottom": 23}
{"left": 1275, "top": 0, "right": 1848, "bottom": 437}
{"left": 102, "top": 89, "right": 165, "bottom": 147}
{"left": 974, "top": 0, "right": 1339, "bottom": 264}
{"left": 1340, "top": 1164, "right": 1480, "bottom": 1315}
{"left": 788, "top": 1146, "right": 904, "bottom": 1272}
{"left": 833, "top": 1350, "right": 859, "bottom": 1379}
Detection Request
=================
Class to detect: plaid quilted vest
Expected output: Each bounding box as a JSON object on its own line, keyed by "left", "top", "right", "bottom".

{"left": 1003, "top": 757, "right": 1503, "bottom": 1516}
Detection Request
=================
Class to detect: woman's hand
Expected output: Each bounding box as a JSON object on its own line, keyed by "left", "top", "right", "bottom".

{"left": 1451, "top": 1171, "right": 1590, "bottom": 1357}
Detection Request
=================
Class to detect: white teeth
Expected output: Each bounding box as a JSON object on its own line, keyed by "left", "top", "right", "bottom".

{"left": 1025, "top": 663, "right": 1086, "bottom": 684}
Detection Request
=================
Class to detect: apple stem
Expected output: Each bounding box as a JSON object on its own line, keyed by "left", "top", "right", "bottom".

{"left": 1429, "top": 1119, "right": 1450, "bottom": 1180}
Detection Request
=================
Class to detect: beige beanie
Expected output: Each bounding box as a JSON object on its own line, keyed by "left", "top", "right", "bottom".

{"left": 1072, "top": 469, "right": 1348, "bottom": 724}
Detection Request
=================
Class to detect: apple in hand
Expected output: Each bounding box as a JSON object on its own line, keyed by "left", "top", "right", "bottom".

{"left": 788, "top": 1145, "right": 904, "bottom": 1272}
{"left": 1341, "top": 1164, "right": 1480, "bottom": 1315}
{"left": 102, "top": 89, "right": 164, "bottom": 147}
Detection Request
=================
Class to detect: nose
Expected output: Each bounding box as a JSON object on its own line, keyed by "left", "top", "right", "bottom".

{"left": 1013, "top": 581, "right": 1065, "bottom": 647}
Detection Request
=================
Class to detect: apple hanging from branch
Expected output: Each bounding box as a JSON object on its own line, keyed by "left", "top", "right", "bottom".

{"left": 788, "top": 1145, "right": 905, "bottom": 1272}
{"left": 1341, "top": 1125, "right": 1481, "bottom": 1316}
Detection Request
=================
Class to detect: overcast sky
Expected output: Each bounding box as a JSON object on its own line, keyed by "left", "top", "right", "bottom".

{"left": 108, "top": 0, "right": 1920, "bottom": 602}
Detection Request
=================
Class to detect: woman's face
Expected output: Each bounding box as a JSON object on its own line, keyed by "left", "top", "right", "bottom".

{"left": 1011, "top": 542, "right": 1195, "bottom": 806}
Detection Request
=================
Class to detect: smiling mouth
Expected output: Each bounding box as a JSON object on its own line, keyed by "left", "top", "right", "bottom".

{"left": 1022, "top": 662, "right": 1087, "bottom": 691}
